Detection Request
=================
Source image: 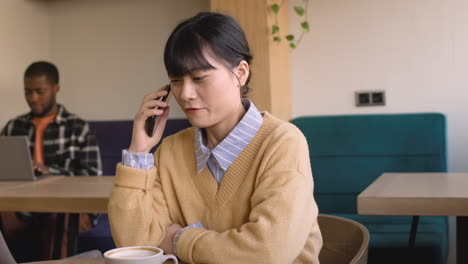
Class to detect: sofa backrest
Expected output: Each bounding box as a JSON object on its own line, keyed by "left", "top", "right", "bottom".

{"left": 89, "top": 119, "right": 191, "bottom": 175}
{"left": 290, "top": 113, "right": 446, "bottom": 214}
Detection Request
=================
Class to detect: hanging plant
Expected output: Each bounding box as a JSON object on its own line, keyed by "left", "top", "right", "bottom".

{"left": 270, "top": 0, "right": 310, "bottom": 49}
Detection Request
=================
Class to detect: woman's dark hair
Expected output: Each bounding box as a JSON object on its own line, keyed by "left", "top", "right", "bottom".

{"left": 24, "top": 61, "right": 59, "bottom": 85}
{"left": 164, "top": 12, "right": 253, "bottom": 97}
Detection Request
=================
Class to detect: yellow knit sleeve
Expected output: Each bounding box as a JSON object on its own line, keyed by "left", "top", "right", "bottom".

{"left": 108, "top": 147, "right": 172, "bottom": 248}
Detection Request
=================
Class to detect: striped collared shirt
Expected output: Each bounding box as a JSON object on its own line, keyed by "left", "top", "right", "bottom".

{"left": 194, "top": 99, "right": 263, "bottom": 184}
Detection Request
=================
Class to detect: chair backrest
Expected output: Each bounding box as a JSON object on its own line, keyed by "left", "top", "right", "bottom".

{"left": 0, "top": 230, "right": 16, "bottom": 264}
{"left": 291, "top": 113, "right": 446, "bottom": 213}
{"left": 89, "top": 119, "right": 191, "bottom": 175}
{"left": 318, "top": 214, "right": 369, "bottom": 264}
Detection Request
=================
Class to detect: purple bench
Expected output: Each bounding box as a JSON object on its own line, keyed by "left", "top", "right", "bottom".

{"left": 89, "top": 119, "right": 192, "bottom": 175}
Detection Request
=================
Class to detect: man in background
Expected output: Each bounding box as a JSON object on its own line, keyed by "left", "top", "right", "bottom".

{"left": 1, "top": 61, "right": 102, "bottom": 176}
{"left": 0, "top": 61, "right": 102, "bottom": 261}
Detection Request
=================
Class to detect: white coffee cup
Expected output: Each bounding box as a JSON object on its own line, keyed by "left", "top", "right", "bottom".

{"left": 104, "top": 246, "right": 178, "bottom": 264}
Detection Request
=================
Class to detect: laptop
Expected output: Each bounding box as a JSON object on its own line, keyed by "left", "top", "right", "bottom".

{"left": 0, "top": 136, "right": 37, "bottom": 181}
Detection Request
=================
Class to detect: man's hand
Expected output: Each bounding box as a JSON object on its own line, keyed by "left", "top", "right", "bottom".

{"left": 159, "top": 223, "right": 182, "bottom": 255}
{"left": 33, "top": 161, "right": 50, "bottom": 175}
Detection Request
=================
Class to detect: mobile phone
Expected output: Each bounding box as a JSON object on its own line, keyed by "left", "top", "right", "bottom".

{"left": 145, "top": 84, "right": 172, "bottom": 137}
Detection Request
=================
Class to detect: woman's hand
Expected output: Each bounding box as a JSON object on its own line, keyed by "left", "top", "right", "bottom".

{"left": 128, "top": 85, "right": 171, "bottom": 153}
{"left": 159, "top": 223, "right": 182, "bottom": 255}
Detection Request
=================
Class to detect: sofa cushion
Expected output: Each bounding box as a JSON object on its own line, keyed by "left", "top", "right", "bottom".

{"left": 291, "top": 113, "right": 446, "bottom": 214}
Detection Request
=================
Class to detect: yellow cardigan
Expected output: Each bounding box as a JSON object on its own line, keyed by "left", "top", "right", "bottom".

{"left": 108, "top": 112, "right": 322, "bottom": 264}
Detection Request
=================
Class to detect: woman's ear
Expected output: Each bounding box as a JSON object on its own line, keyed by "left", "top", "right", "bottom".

{"left": 236, "top": 60, "right": 250, "bottom": 86}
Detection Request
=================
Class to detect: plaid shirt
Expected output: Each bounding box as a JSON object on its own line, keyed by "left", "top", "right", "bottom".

{"left": 0, "top": 104, "right": 102, "bottom": 176}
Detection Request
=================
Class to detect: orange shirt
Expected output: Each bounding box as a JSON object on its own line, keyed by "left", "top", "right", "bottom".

{"left": 32, "top": 114, "right": 56, "bottom": 165}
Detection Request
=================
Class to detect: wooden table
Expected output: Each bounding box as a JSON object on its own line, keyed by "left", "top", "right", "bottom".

{"left": 22, "top": 258, "right": 104, "bottom": 264}
{"left": 0, "top": 176, "right": 114, "bottom": 258}
{"left": 358, "top": 172, "right": 468, "bottom": 264}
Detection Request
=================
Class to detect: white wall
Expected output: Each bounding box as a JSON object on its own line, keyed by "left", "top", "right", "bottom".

{"left": 48, "top": 0, "right": 209, "bottom": 121}
{"left": 0, "top": 0, "right": 208, "bottom": 129}
{"left": 0, "top": 0, "right": 50, "bottom": 129}
{"left": 290, "top": 0, "right": 468, "bottom": 172}
{"left": 289, "top": 1, "right": 468, "bottom": 263}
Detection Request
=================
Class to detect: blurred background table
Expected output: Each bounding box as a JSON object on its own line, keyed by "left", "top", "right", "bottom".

{"left": 0, "top": 176, "right": 114, "bottom": 257}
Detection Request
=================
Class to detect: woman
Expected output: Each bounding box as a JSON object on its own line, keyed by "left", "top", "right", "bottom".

{"left": 108, "top": 12, "right": 322, "bottom": 264}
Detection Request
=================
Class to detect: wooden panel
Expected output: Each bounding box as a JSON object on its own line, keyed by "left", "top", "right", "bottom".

{"left": 210, "top": 0, "right": 291, "bottom": 120}
{"left": 267, "top": 0, "right": 292, "bottom": 121}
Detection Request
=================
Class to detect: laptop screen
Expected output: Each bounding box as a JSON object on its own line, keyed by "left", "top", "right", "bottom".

{"left": 0, "top": 136, "right": 37, "bottom": 181}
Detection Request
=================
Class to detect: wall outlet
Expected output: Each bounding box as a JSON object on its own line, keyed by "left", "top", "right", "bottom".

{"left": 355, "top": 90, "right": 385, "bottom": 106}
{"left": 357, "top": 92, "right": 370, "bottom": 105}
{"left": 371, "top": 91, "right": 385, "bottom": 105}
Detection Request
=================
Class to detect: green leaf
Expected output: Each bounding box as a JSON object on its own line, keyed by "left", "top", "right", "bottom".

{"left": 286, "top": 34, "right": 295, "bottom": 41}
{"left": 273, "top": 36, "right": 281, "bottom": 43}
{"left": 271, "top": 4, "right": 280, "bottom": 14}
{"left": 272, "top": 25, "right": 279, "bottom": 34}
{"left": 301, "top": 21, "right": 310, "bottom": 32}
{"left": 290, "top": 43, "right": 297, "bottom": 49}
{"left": 294, "top": 6, "right": 304, "bottom": 16}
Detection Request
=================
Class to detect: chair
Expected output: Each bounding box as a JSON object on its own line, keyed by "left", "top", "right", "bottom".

{"left": 318, "top": 214, "right": 370, "bottom": 264}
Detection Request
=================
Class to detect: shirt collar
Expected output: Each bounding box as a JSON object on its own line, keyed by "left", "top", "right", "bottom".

{"left": 194, "top": 99, "right": 263, "bottom": 173}
{"left": 54, "top": 104, "right": 66, "bottom": 124}
{"left": 25, "top": 104, "right": 68, "bottom": 125}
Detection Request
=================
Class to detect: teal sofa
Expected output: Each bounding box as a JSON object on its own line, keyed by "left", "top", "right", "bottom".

{"left": 291, "top": 113, "right": 448, "bottom": 264}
